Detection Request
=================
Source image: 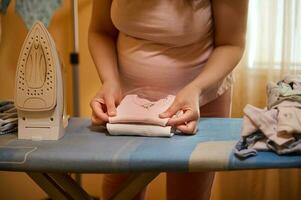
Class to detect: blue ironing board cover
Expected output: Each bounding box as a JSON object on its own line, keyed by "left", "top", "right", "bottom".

{"left": 0, "top": 118, "right": 300, "bottom": 173}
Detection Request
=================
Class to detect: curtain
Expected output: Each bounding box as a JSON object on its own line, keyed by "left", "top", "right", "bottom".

{"left": 212, "top": 1, "right": 301, "bottom": 200}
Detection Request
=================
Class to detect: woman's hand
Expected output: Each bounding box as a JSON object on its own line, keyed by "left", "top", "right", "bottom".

{"left": 159, "top": 84, "right": 201, "bottom": 134}
{"left": 90, "top": 82, "right": 123, "bottom": 125}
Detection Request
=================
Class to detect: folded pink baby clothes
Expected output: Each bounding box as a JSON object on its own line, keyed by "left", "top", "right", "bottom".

{"left": 106, "top": 123, "right": 174, "bottom": 137}
{"left": 243, "top": 104, "right": 295, "bottom": 146}
{"left": 106, "top": 94, "right": 180, "bottom": 137}
{"left": 109, "top": 94, "right": 175, "bottom": 126}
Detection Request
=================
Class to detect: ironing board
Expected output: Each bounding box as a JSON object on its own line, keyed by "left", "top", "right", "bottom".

{"left": 0, "top": 118, "right": 301, "bottom": 200}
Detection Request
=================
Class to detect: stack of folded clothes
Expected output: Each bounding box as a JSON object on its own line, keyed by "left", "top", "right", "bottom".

{"left": 0, "top": 100, "right": 18, "bottom": 135}
{"left": 235, "top": 75, "right": 301, "bottom": 159}
{"left": 106, "top": 93, "right": 181, "bottom": 137}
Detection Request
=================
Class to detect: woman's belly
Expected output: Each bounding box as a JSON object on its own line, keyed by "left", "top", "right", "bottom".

{"left": 117, "top": 32, "right": 213, "bottom": 94}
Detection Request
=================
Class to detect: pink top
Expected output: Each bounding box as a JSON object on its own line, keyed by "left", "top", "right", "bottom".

{"left": 111, "top": 0, "right": 233, "bottom": 106}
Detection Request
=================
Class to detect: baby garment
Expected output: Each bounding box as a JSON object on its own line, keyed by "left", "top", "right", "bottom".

{"left": 243, "top": 104, "right": 294, "bottom": 146}
{"left": 0, "top": 102, "right": 14, "bottom": 112}
{"left": 267, "top": 136, "right": 301, "bottom": 155}
{"left": 15, "top": 0, "right": 62, "bottom": 29}
{"left": 251, "top": 138, "right": 269, "bottom": 151}
{"left": 107, "top": 123, "right": 174, "bottom": 137}
{"left": 0, "top": 118, "right": 18, "bottom": 134}
{"left": 283, "top": 74, "right": 301, "bottom": 88}
{"left": 267, "top": 75, "right": 301, "bottom": 109}
{"left": 234, "top": 131, "right": 266, "bottom": 159}
{"left": 278, "top": 82, "right": 301, "bottom": 97}
{"left": 106, "top": 94, "right": 179, "bottom": 137}
{"left": 236, "top": 75, "right": 301, "bottom": 159}
{"left": 0, "top": 100, "right": 17, "bottom": 135}
{"left": 235, "top": 104, "right": 298, "bottom": 159}
{"left": 277, "top": 104, "right": 301, "bottom": 135}
{"left": 111, "top": 0, "right": 233, "bottom": 107}
{"left": 109, "top": 94, "right": 175, "bottom": 126}
{"left": 267, "top": 82, "right": 301, "bottom": 109}
{"left": 241, "top": 115, "right": 258, "bottom": 137}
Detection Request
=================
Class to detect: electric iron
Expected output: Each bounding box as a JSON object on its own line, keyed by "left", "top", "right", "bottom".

{"left": 15, "top": 21, "right": 68, "bottom": 140}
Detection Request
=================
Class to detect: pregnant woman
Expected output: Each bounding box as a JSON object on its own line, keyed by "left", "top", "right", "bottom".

{"left": 88, "top": 0, "right": 248, "bottom": 199}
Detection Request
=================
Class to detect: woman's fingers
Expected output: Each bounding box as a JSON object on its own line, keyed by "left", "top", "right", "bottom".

{"left": 176, "top": 120, "right": 198, "bottom": 134}
{"left": 104, "top": 95, "right": 117, "bottom": 116}
{"left": 159, "top": 100, "right": 182, "bottom": 118}
{"left": 90, "top": 98, "right": 109, "bottom": 122}
{"left": 167, "top": 109, "right": 196, "bottom": 126}
{"left": 91, "top": 111, "right": 106, "bottom": 125}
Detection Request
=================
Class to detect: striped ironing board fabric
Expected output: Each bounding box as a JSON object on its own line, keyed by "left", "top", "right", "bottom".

{"left": 0, "top": 118, "right": 300, "bottom": 173}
